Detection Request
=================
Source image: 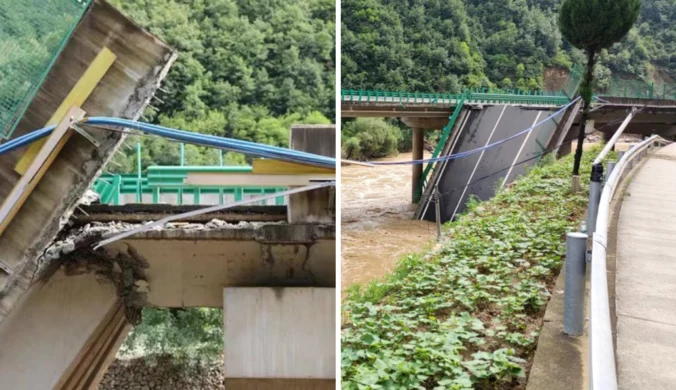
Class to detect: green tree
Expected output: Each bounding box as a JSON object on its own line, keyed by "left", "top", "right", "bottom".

{"left": 558, "top": 0, "right": 641, "bottom": 175}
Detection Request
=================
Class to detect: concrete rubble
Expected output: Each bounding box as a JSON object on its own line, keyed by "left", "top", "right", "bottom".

{"left": 99, "top": 357, "right": 225, "bottom": 390}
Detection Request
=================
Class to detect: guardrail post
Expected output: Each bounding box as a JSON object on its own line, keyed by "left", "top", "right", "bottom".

{"left": 434, "top": 185, "right": 441, "bottom": 241}
{"left": 564, "top": 232, "right": 588, "bottom": 336}
{"left": 606, "top": 160, "right": 616, "bottom": 182}
{"left": 587, "top": 163, "right": 604, "bottom": 236}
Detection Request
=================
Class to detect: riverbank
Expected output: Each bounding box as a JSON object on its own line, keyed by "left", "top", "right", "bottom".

{"left": 341, "top": 148, "right": 603, "bottom": 389}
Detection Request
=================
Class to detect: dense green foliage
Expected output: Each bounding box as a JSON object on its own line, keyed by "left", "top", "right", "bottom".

{"left": 107, "top": 0, "right": 335, "bottom": 171}
{"left": 342, "top": 0, "right": 676, "bottom": 93}
{"left": 106, "top": 0, "right": 335, "bottom": 363}
{"left": 559, "top": 0, "right": 641, "bottom": 53}
{"left": 342, "top": 148, "right": 605, "bottom": 389}
{"left": 342, "top": 118, "right": 402, "bottom": 160}
{"left": 120, "top": 308, "right": 223, "bottom": 363}
{"left": 558, "top": 0, "right": 640, "bottom": 174}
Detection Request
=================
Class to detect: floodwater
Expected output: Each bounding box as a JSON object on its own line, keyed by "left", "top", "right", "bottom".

{"left": 341, "top": 152, "right": 435, "bottom": 290}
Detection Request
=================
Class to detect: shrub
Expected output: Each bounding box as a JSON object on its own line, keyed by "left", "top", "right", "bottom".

{"left": 342, "top": 118, "right": 401, "bottom": 160}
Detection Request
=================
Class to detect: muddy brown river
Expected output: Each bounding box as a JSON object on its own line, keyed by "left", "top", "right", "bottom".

{"left": 341, "top": 152, "right": 436, "bottom": 290}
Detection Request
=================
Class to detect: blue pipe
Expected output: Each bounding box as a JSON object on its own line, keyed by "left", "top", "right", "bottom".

{"left": 84, "top": 117, "right": 335, "bottom": 167}
{"left": 0, "top": 118, "right": 336, "bottom": 169}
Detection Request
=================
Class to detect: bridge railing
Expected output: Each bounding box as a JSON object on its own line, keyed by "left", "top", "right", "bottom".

{"left": 341, "top": 88, "right": 570, "bottom": 106}
{"left": 416, "top": 93, "right": 466, "bottom": 199}
{"left": 93, "top": 171, "right": 286, "bottom": 206}
{"left": 340, "top": 89, "right": 463, "bottom": 104}
{"left": 93, "top": 142, "right": 287, "bottom": 206}
{"left": 587, "top": 134, "right": 670, "bottom": 389}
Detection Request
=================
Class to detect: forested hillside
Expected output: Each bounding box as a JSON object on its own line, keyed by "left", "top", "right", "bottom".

{"left": 101, "top": 0, "right": 335, "bottom": 365}
{"left": 342, "top": 0, "right": 676, "bottom": 92}
{"left": 108, "top": 0, "right": 335, "bottom": 170}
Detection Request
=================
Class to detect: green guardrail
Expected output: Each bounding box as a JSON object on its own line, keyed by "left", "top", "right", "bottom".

{"left": 93, "top": 172, "right": 286, "bottom": 206}
{"left": 415, "top": 93, "right": 467, "bottom": 201}
{"left": 341, "top": 90, "right": 464, "bottom": 104}
{"left": 0, "top": 0, "right": 91, "bottom": 139}
{"left": 92, "top": 143, "right": 286, "bottom": 205}
{"left": 341, "top": 88, "right": 569, "bottom": 106}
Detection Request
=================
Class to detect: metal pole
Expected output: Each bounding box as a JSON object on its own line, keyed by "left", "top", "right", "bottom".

{"left": 434, "top": 185, "right": 441, "bottom": 240}
{"left": 564, "top": 232, "right": 587, "bottom": 336}
{"left": 606, "top": 160, "right": 616, "bottom": 182}
{"left": 593, "top": 108, "right": 637, "bottom": 165}
{"left": 179, "top": 143, "right": 185, "bottom": 205}
{"left": 587, "top": 163, "right": 603, "bottom": 236}
{"left": 136, "top": 142, "right": 142, "bottom": 203}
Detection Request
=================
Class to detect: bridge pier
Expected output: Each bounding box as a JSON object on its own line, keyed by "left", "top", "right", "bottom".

{"left": 223, "top": 288, "right": 335, "bottom": 389}
{"left": 402, "top": 118, "right": 449, "bottom": 203}
{"left": 412, "top": 127, "right": 424, "bottom": 202}
{"left": 219, "top": 124, "right": 337, "bottom": 388}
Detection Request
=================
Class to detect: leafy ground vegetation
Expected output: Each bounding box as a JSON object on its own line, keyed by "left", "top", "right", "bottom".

{"left": 342, "top": 148, "right": 606, "bottom": 389}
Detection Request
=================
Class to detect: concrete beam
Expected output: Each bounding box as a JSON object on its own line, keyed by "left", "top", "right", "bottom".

{"left": 223, "top": 287, "right": 335, "bottom": 389}
{"left": 0, "top": 107, "right": 86, "bottom": 237}
{"left": 0, "top": 0, "right": 176, "bottom": 325}
{"left": 288, "top": 125, "right": 336, "bottom": 224}
{"left": 14, "top": 47, "right": 117, "bottom": 175}
{"left": 103, "top": 224, "right": 336, "bottom": 307}
{"left": 401, "top": 117, "right": 450, "bottom": 130}
{"left": 71, "top": 204, "right": 288, "bottom": 225}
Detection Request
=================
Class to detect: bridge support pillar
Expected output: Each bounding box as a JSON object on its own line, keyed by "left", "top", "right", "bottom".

{"left": 412, "top": 127, "right": 424, "bottom": 203}
{"left": 223, "top": 287, "right": 335, "bottom": 389}
{"left": 288, "top": 125, "right": 335, "bottom": 223}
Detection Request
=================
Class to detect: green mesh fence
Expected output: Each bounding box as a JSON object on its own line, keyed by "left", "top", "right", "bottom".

{"left": 602, "top": 79, "right": 655, "bottom": 99}
{"left": 599, "top": 79, "right": 676, "bottom": 100}
{"left": 561, "top": 63, "right": 583, "bottom": 98}
{"left": 0, "top": 0, "right": 90, "bottom": 139}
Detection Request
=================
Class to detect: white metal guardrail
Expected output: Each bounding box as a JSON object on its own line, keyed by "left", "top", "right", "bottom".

{"left": 588, "top": 134, "right": 670, "bottom": 389}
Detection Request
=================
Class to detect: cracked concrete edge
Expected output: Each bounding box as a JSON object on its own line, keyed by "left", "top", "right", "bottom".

{"left": 0, "top": 49, "right": 177, "bottom": 329}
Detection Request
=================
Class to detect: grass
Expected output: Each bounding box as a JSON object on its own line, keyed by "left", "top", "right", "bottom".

{"left": 341, "top": 147, "right": 607, "bottom": 390}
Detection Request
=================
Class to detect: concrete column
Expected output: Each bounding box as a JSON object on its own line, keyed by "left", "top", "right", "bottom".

{"left": 288, "top": 125, "right": 336, "bottom": 224}
{"left": 223, "top": 288, "right": 335, "bottom": 389}
{"left": 412, "top": 127, "right": 424, "bottom": 203}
